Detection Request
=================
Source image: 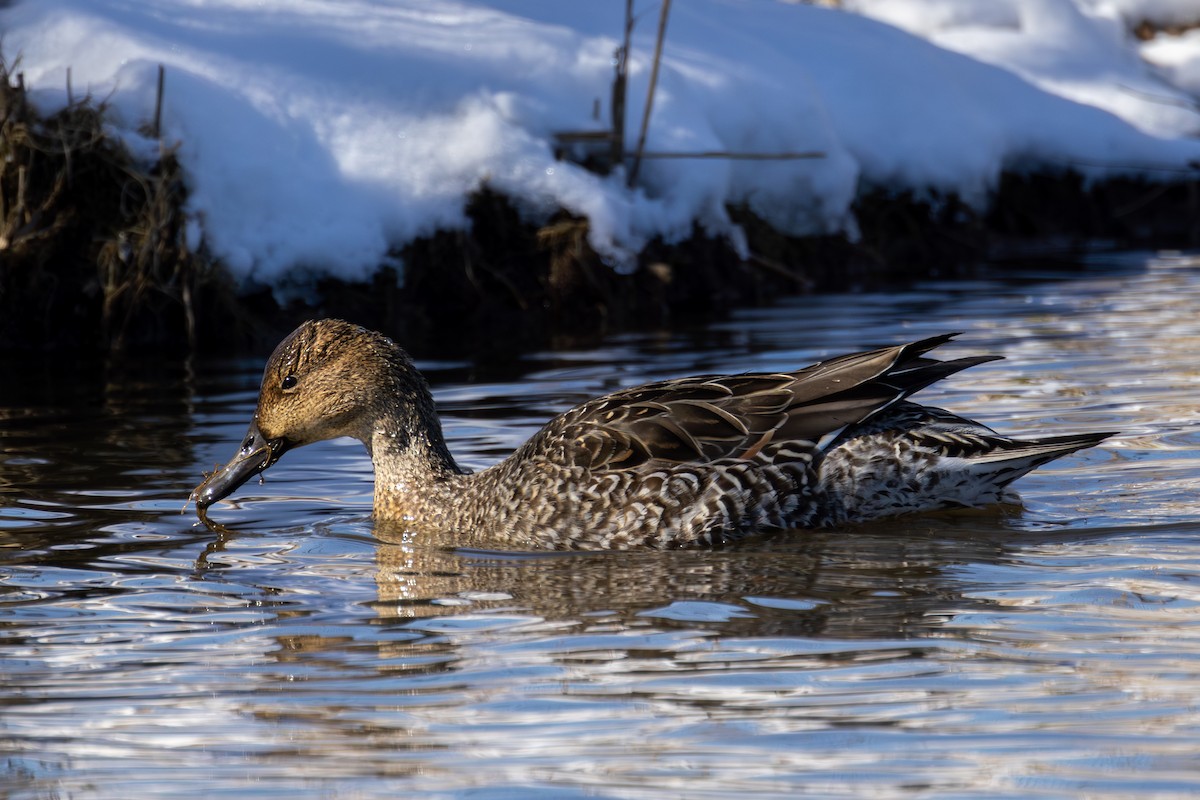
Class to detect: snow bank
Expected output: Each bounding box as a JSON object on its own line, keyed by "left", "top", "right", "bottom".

{"left": 845, "top": 0, "right": 1200, "bottom": 138}
{"left": 2, "top": 0, "right": 1198, "bottom": 286}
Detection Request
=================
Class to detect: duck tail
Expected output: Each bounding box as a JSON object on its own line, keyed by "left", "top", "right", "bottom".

{"left": 970, "top": 431, "right": 1117, "bottom": 488}
{"left": 870, "top": 332, "right": 1002, "bottom": 404}
{"left": 884, "top": 353, "right": 1003, "bottom": 400}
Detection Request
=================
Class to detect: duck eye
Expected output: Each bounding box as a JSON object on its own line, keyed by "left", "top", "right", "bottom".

{"left": 281, "top": 374, "right": 298, "bottom": 390}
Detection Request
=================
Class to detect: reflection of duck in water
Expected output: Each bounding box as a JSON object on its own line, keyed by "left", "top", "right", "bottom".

{"left": 368, "top": 521, "right": 1013, "bottom": 637}
{"left": 193, "top": 320, "right": 1111, "bottom": 549}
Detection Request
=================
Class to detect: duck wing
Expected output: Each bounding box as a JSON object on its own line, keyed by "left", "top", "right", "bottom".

{"left": 523, "top": 333, "right": 999, "bottom": 472}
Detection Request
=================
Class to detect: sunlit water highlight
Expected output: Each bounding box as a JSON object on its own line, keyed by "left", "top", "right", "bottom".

{"left": 3, "top": 252, "right": 1200, "bottom": 798}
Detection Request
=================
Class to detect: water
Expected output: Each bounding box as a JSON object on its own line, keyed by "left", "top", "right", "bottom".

{"left": 3, "top": 251, "right": 1200, "bottom": 798}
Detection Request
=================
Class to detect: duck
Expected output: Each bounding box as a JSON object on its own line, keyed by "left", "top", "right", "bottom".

{"left": 192, "top": 319, "right": 1112, "bottom": 550}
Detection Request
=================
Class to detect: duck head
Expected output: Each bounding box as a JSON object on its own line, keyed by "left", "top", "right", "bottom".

{"left": 191, "top": 318, "right": 442, "bottom": 514}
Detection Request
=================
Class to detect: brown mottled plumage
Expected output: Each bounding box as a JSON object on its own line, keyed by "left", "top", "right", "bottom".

{"left": 192, "top": 319, "right": 1112, "bottom": 549}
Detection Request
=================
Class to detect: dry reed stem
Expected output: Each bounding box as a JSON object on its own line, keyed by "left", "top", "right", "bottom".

{"left": 0, "top": 54, "right": 209, "bottom": 351}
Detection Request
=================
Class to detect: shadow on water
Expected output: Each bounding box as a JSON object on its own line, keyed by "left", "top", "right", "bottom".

{"left": 0, "top": 357, "right": 213, "bottom": 560}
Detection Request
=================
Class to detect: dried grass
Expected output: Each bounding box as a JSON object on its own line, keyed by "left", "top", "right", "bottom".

{"left": 0, "top": 54, "right": 212, "bottom": 351}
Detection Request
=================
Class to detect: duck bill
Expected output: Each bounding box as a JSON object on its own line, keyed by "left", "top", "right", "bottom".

{"left": 192, "top": 422, "right": 290, "bottom": 511}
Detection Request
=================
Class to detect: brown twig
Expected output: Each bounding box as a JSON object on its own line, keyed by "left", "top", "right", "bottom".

{"left": 628, "top": 0, "right": 672, "bottom": 187}
{"left": 636, "top": 150, "right": 825, "bottom": 160}
{"left": 153, "top": 64, "right": 164, "bottom": 141}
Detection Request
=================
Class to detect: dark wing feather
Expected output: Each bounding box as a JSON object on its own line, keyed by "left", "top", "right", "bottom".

{"left": 517, "top": 333, "right": 998, "bottom": 473}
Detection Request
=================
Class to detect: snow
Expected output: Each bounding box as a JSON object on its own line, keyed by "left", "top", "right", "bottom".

{"left": 1143, "top": 28, "right": 1200, "bottom": 97}
{"left": 845, "top": 0, "right": 1200, "bottom": 138}
{"left": 2, "top": 0, "right": 1198, "bottom": 287}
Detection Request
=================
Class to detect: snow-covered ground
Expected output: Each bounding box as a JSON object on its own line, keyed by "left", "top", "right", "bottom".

{"left": 3, "top": 0, "right": 1199, "bottom": 287}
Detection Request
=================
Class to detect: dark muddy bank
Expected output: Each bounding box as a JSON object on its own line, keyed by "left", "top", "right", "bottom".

{"left": 1, "top": 61, "right": 1197, "bottom": 358}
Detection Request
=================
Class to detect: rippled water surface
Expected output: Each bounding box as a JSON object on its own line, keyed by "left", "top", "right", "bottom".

{"left": 4, "top": 252, "right": 1200, "bottom": 798}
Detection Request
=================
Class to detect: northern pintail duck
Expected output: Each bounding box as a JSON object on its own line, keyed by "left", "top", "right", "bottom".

{"left": 193, "top": 319, "right": 1111, "bottom": 549}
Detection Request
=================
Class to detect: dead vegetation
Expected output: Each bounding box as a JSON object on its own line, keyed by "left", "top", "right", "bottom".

{"left": 0, "top": 56, "right": 213, "bottom": 352}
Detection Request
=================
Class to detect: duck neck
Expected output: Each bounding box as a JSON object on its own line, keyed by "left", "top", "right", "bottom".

{"left": 359, "top": 344, "right": 468, "bottom": 520}
{"left": 367, "top": 413, "right": 463, "bottom": 484}
{"left": 365, "top": 412, "right": 466, "bottom": 521}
